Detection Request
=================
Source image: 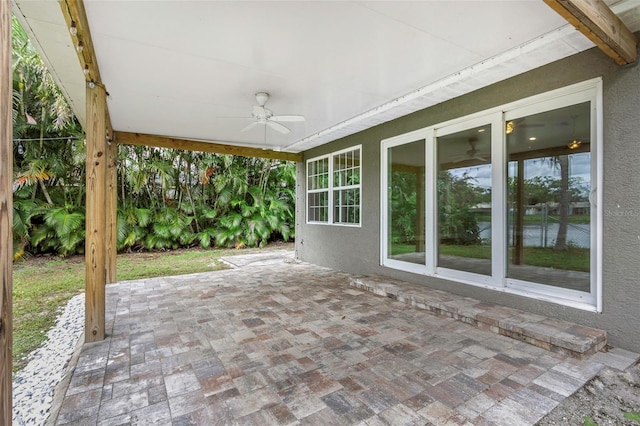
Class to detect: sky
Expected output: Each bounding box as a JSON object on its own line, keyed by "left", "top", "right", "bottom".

{"left": 450, "top": 152, "right": 591, "bottom": 191}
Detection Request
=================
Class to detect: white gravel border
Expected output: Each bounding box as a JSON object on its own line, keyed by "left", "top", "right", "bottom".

{"left": 12, "top": 294, "right": 84, "bottom": 426}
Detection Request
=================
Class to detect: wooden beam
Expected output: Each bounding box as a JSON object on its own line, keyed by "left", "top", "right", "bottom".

{"left": 0, "top": 1, "right": 13, "bottom": 422}
{"left": 59, "top": 0, "right": 102, "bottom": 84}
{"left": 106, "top": 140, "right": 118, "bottom": 284}
{"left": 544, "top": 0, "right": 638, "bottom": 65}
{"left": 61, "top": 0, "right": 114, "bottom": 338}
{"left": 59, "top": 0, "right": 114, "bottom": 131}
{"left": 508, "top": 142, "right": 590, "bottom": 163}
{"left": 116, "top": 131, "right": 302, "bottom": 162}
{"left": 85, "top": 83, "right": 108, "bottom": 342}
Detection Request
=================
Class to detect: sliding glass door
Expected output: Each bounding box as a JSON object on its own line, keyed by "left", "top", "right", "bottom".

{"left": 506, "top": 102, "right": 592, "bottom": 293}
{"left": 381, "top": 80, "right": 600, "bottom": 310}
{"left": 436, "top": 124, "right": 492, "bottom": 276}
{"left": 385, "top": 138, "right": 426, "bottom": 268}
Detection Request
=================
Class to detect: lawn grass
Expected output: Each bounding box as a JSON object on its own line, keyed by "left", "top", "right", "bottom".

{"left": 391, "top": 243, "right": 589, "bottom": 272}
{"left": 11, "top": 244, "right": 291, "bottom": 371}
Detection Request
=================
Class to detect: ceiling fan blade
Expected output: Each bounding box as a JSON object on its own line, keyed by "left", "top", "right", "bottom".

{"left": 241, "top": 121, "right": 258, "bottom": 132}
{"left": 270, "top": 114, "right": 305, "bottom": 122}
{"left": 267, "top": 121, "right": 291, "bottom": 134}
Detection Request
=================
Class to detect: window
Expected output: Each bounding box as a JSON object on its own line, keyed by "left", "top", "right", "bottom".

{"left": 381, "top": 79, "right": 602, "bottom": 311}
{"left": 385, "top": 138, "right": 426, "bottom": 267}
{"left": 307, "top": 156, "right": 329, "bottom": 222}
{"left": 506, "top": 102, "right": 592, "bottom": 293}
{"left": 307, "top": 146, "right": 361, "bottom": 225}
{"left": 437, "top": 124, "right": 492, "bottom": 276}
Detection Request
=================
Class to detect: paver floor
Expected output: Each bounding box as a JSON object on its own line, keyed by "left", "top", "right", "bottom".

{"left": 54, "top": 256, "right": 636, "bottom": 425}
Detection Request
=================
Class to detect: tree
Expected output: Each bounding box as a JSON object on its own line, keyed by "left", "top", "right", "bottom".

{"left": 438, "top": 170, "right": 485, "bottom": 245}
{"left": 11, "top": 17, "right": 84, "bottom": 259}
{"left": 554, "top": 155, "right": 570, "bottom": 251}
{"left": 11, "top": 18, "right": 296, "bottom": 258}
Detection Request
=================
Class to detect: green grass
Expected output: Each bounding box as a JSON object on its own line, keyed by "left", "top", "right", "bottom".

{"left": 12, "top": 244, "right": 291, "bottom": 371}
{"left": 390, "top": 244, "right": 420, "bottom": 256}
{"left": 391, "top": 243, "right": 589, "bottom": 272}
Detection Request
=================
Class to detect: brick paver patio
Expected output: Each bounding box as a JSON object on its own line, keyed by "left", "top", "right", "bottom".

{"left": 53, "top": 253, "right": 638, "bottom": 425}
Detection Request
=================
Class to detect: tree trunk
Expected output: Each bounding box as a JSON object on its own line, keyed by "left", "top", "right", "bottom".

{"left": 554, "top": 155, "right": 569, "bottom": 251}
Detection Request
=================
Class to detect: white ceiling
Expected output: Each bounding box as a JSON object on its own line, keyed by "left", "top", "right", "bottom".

{"left": 11, "top": 0, "right": 640, "bottom": 154}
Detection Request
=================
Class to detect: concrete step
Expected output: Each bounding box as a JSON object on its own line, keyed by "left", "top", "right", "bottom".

{"left": 349, "top": 275, "right": 607, "bottom": 359}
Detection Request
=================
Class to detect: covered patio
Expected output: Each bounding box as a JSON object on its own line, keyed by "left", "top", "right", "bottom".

{"left": 51, "top": 253, "right": 637, "bottom": 425}
{"left": 3, "top": 0, "right": 640, "bottom": 423}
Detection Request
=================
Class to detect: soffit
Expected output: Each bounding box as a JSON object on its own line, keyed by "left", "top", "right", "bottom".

{"left": 11, "top": 1, "right": 640, "bottom": 154}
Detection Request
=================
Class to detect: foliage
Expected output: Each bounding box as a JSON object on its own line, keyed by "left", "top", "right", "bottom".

{"left": 624, "top": 412, "right": 640, "bottom": 424}
{"left": 389, "top": 170, "right": 418, "bottom": 245}
{"left": 11, "top": 17, "right": 84, "bottom": 259}
{"left": 11, "top": 18, "right": 296, "bottom": 258}
{"left": 438, "top": 171, "right": 483, "bottom": 245}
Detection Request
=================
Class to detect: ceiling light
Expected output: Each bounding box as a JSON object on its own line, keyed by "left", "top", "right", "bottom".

{"left": 83, "top": 65, "right": 90, "bottom": 75}
{"left": 568, "top": 139, "right": 582, "bottom": 150}
{"left": 506, "top": 121, "right": 514, "bottom": 135}
{"left": 69, "top": 21, "right": 78, "bottom": 36}
{"left": 478, "top": 128, "right": 485, "bottom": 133}
{"left": 529, "top": 137, "right": 536, "bottom": 141}
{"left": 76, "top": 41, "right": 83, "bottom": 53}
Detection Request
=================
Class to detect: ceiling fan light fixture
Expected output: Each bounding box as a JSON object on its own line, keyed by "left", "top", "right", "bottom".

{"left": 506, "top": 121, "right": 515, "bottom": 135}
{"left": 568, "top": 139, "right": 582, "bottom": 150}
{"left": 255, "top": 92, "right": 270, "bottom": 106}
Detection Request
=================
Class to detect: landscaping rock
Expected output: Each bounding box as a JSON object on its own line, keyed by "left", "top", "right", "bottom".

{"left": 12, "top": 294, "right": 84, "bottom": 426}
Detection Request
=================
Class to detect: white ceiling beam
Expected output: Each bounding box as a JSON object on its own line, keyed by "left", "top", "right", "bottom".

{"left": 544, "top": 0, "right": 638, "bottom": 65}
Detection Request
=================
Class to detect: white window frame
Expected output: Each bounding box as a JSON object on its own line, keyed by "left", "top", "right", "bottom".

{"left": 306, "top": 155, "right": 330, "bottom": 224}
{"left": 306, "top": 145, "right": 362, "bottom": 226}
{"left": 380, "top": 78, "right": 603, "bottom": 312}
{"left": 380, "top": 129, "right": 431, "bottom": 275}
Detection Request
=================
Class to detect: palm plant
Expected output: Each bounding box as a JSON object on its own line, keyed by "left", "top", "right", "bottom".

{"left": 12, "top": 17, "right": 84, "bottom": 259}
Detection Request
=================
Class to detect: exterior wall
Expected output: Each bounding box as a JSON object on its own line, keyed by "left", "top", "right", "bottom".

{"left": 295, "top": 44, "right": 640, "bottom": 352}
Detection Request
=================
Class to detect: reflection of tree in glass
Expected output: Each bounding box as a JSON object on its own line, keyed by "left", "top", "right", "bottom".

{"left": 523, "top": 155, "right": 590, "bottom": 251}
{"left": 438, "top": 171, "right": 488, "bottom": 245}
{"left": 389, "top": 170, "right": 417, "bottom": 245}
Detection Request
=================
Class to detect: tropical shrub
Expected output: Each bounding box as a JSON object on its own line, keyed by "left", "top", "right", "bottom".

{"left": 11, "top": 18, "right": 296, "bottom": 258}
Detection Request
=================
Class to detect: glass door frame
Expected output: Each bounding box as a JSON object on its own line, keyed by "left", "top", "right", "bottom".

{"left": 381, "top": 128, "right": 431, "bottom": 275}
{"left": 503, "top": 88, "right": 602, "bottom": 309}
{"left": 430, "top": 114, "right": 505, "bottom": 288}
{"left": 380, "top": 78, "right": 602, "bottom": 312}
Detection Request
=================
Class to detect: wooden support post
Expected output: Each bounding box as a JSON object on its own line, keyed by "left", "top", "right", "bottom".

{"left": 85, "top": 82, "right": 108, "bottom": 342}
{"left": 106, "top": 139, "right": 117, "bottom": 284}
{"left": 514, "top": 160, "right": 525, "bottom": 265}
{"left": 0, "top": 0, "right": 13, "bottom": 422}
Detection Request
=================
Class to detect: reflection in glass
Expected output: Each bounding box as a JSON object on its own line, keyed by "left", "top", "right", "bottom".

{"left": 437, "top": 125, "right": 492, "bottom": 275}
{"left": 506, "top": 102, "right": 591, "bottom": 292}
{"left": 307, "top": 158, "right": 329, "bottom": 222}
{"left": 333, "top": 148, "right": 361, "bottom": 224}
{"left": 387, "top": 141, "right": 425, "bottom": 265}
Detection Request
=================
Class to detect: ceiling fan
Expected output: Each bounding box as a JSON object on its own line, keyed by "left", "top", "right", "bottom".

{"left": 238, "top": 92, "right": 305, "bottom": 135}
{"left": 453, "top": 137, "right": 488, "bottom": 163}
